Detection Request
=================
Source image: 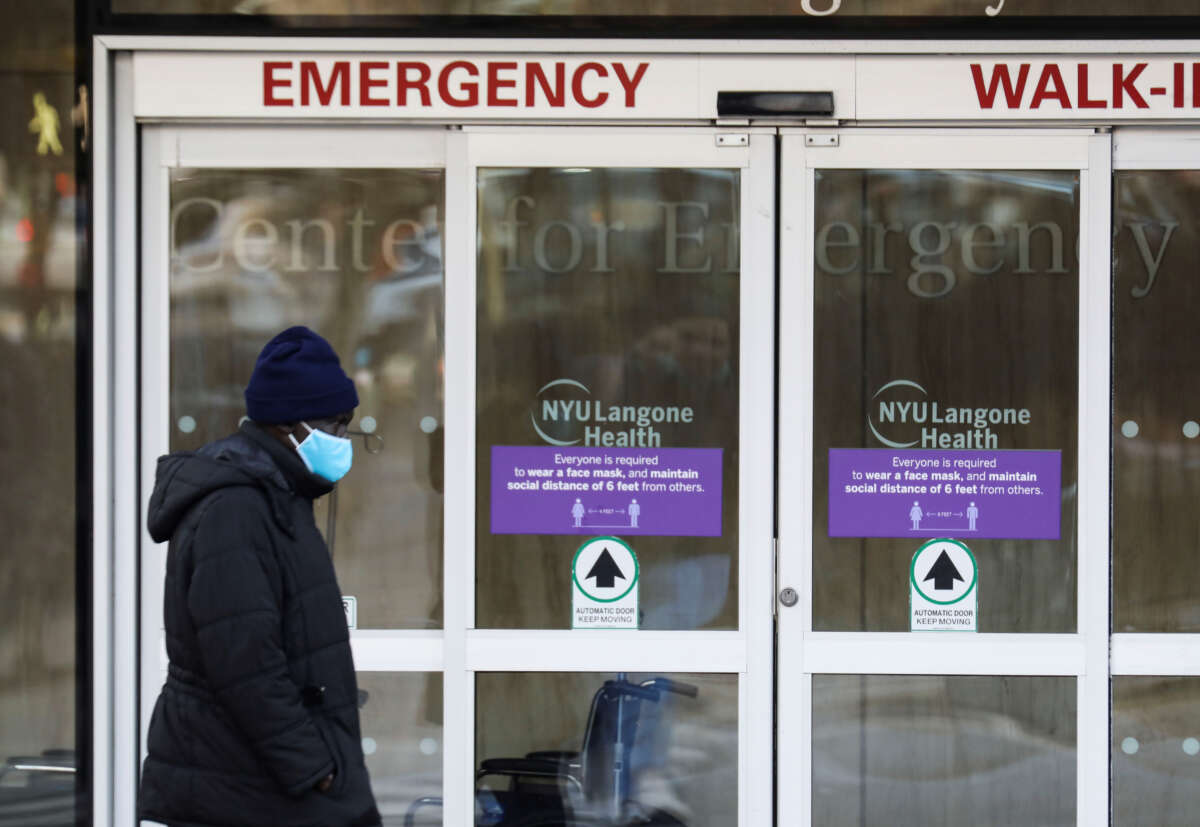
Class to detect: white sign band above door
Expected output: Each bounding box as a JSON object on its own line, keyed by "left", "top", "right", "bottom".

{"left": 132, "top": 52, "right": 857, "bottom": 120}
{"left": 132, "top": 52, "right": 1200, "bottom": 122}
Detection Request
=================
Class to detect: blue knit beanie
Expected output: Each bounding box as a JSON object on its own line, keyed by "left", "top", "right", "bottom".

{"left": 245, "top": 326, "right": 358, "bottom": 424}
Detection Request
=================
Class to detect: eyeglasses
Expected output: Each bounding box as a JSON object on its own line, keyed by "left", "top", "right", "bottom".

{"left": 304, "top": 416, "right": 384, "bottom": 453}
{"left": 345, "top": 428, "right": 384, "bottom": 454}
{"left": 305, "top": 415, "right": 352, "bottom": 438}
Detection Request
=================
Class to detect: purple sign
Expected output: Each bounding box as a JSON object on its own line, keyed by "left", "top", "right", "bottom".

{"left": 828, "top": 448, "right": 1061, "bottom": 540}
{"left": 491, "top": 445, "right": 723, "bottom": 537}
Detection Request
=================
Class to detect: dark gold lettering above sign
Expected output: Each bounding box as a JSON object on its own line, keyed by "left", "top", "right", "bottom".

{"left": 112, "top": 0, "right": 1200, "bottom": 17}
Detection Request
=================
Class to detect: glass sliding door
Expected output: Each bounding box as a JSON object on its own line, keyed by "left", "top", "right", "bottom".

{"left": 461, "top": 128, "right": 775, "bottom": 825}
{"left": 140, "top": 126, "right": 448, "bottom": 823}
{"left": 1112, "top": 129, "right": 1200, "bottom": 827}
{"left": 778, "top": 130, "right": 1111, "bottom": 827}
{"left": 138, "top": 125, "right": 775, "bottom": 827}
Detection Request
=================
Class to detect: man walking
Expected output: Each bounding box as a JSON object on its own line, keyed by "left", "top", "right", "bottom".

{"left": 139, "top": 326, "right": 380, "bottom": 827}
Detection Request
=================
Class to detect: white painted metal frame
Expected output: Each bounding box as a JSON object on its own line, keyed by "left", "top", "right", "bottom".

{"left": 456, "top": 127, "right": 776, "bottom": 827}
{"left": 91, "top": 39, "right": 113, "bottom": 827}
{"left": 91, "top": 39, "right": 121, "bottom": 827}
{"left": 92, "top": 46, "right": 143, "bottom": 827}
{"left": 776, "top": 128, "right": 1112, "bottom": 827}
{"left": 1112, "top": 128, "right": 1200, "bottom": 680}
{"left": 441, "top": 128, "right": 472, "bottom": 827}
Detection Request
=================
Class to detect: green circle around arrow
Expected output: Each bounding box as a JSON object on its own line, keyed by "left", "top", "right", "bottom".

{"left": 572, "top": 536, "right": 639, "bottom": 603}
{"left": 910, "top": 537, "right": 977, "bottom": 606}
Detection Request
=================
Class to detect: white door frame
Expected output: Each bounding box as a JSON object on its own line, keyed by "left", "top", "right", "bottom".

{"left": 129, "top": 121, "right": 776, "bottom": 826}
{"left": 136, "top": 123, "right": 452, "bottom": 827}
{"left": 452, "top": 125, "right": 777, "bottom": 827}
{"left": 776, "top": 127, "right": 1112, "bottom": 827}
{"left": 136, "top": 121, "right": 452, "bottom": 715}
{"left": 1111, "top": 127, "right": 1200, "bottom": 680}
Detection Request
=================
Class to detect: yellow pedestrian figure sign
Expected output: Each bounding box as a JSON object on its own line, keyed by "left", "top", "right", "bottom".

{"left": 30, "top": 92, "right": 63, "bottom": 157}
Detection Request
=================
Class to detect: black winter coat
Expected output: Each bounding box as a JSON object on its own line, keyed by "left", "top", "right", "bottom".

{"left": 139, "top": 422, "right": 380, "bottom": 827}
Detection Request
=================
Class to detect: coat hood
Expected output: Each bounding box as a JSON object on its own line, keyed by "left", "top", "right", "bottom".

{"left": 146, "top": 424, "right": 329, "bottom": 543}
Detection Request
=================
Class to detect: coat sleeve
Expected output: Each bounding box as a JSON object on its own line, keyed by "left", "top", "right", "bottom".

{"left": 186, "top": 492, "right": 335, "bottom": 797}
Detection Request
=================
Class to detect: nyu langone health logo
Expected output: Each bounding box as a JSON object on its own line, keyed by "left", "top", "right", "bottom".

{"left": 531, "top": 378, "right": 695, "bottom": 448}
{"left": 868, "top": 379, "right": 1032, "bottom": 450}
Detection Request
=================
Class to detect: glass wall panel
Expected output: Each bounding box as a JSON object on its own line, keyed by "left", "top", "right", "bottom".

{"left": 813, "top": 675, "right": 1076, "bottom": 826}
{"left": 475, "top": 167, "right": 740, "bottom": 630}
{"left": 0, "top": 0, "right": 84, "bottom": 821}
{"left": 1113, "top": 170, "right": 1200, "bottom": 632}
{"left": 1113, "top": 676, "right": 1200, "bottom": 826}
{"left": 811, "top": 169, "right": 1079, "bottom": 632}
{"left": 357, "top": 672, "right": 443, "bottom": 826}
{"left": 474, "top": 672, "right": 736, "bottom": 827}
{"left": 168, "top": 167, "right": 444, "bottom": 629}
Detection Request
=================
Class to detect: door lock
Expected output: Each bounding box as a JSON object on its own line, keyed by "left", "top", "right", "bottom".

{"left": 778, "top": 587, "right": 799, "bottom": 608}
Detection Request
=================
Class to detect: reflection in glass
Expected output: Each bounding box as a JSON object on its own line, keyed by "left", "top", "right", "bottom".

{"left": 475, "top": 167, "right": 740, "bottom": 630}
{"left": 474, "top": 672, "right": 736, "bottom": 826}
{"left": 811, "top": 169, "right": 1079, "bottom": 632}
{"left": 169, "top": 168, "right": 444, "bottom": 629}
{"left": 813, "top": 675, "right": 1076, "bottom": 825}
{"left": 1113, "top": 170, "right": 1200, "bottom": 632}
{"left": 357, "top": 672, "right": 443, "bottom": 826}
{"left": 0, "top": 0, "right": 83, "bottom": 820}
{"left": 1113, "top": 677, "right": 1200, "bottom": 826}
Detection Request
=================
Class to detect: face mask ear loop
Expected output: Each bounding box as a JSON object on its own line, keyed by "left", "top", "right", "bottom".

{"left": 289, "top": 423, "right": 320, "bottom": 475}
{"left": 288, "top": 422, "right": 315, "bottom": 450}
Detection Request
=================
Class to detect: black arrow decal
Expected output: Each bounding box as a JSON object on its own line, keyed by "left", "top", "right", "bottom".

{"left": 586, "top": 548, "right": 625, "bottom": 589}
{"left": 923, "top": 550, "right": 964, "bottom": 591}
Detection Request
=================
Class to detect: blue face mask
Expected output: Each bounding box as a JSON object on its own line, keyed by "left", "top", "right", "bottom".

{"left": 290, "top": 422, "right": 354, "bottom": 483}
